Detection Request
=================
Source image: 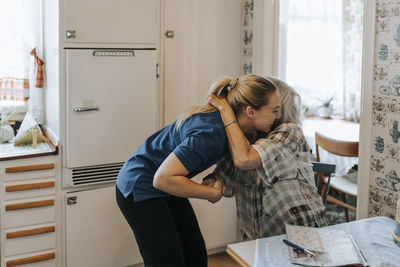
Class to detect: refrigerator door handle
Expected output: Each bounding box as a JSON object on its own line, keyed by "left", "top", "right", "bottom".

{"left": 73, "top": 107, "right": 100, "bottom": 112}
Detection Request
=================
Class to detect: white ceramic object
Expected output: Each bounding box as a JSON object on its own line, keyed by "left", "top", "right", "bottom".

{"left": 318, "top": 106, "right": 333, "bottom": 119}
{"left": 0, "top": 125, "right": 15, "bottom": 143}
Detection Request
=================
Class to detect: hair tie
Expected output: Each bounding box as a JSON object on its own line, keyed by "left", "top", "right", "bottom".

{"left": 230, "top": 78, "right": 239, "bottom": 89}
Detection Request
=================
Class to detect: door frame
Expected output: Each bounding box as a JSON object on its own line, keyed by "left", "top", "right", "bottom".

{"left": 253, "top": 0, "right": 375, "bottom": 219}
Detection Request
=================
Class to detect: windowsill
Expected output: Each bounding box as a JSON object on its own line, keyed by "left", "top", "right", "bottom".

{"left": 0, "top": 101, "right": 27, "bottom": 114}
{"left": 304, "top": 114, "right": 360, "bottom": 123}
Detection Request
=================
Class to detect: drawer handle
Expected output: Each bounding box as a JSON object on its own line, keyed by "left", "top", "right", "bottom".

{"left": 5, "top": 163, "right": 55, "bottom": 173}
{"left": 6, "top": 252, "right": 55, "bottom": 267}
{"left": 6, "top": 181, "right": 55, "bottom": 192}
{"left": 7, "top": 226, "right": 55, "bottom": 239}
{"left": 5, "top": 199, "right": 54, "bottom": 211}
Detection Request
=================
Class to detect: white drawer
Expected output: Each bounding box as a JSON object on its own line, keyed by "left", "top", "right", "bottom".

{"left": 4, "top": 251, "right": 55, "bottom": 267}
{"left": 4, "top": 224, "right": 56, "bottom": 256}
{"left": 2, "top": 156, "right": 56, "bottom": 182}
{"left": 3, "top": 197, "right": 55, "bottom": 228}
{"left": 3, "top": 178, "right": 56, "bottom": 200}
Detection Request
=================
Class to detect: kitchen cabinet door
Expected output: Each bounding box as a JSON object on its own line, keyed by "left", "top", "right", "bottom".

{"left": 163, "top": 0, "right": 241, "bottom": 124}
{"left": 65, "top": 186, "right": 142, "bottom": 267}
{"left": 0, "top": 154, "right": 59, "bottom": 267}
{"left": 62, "top": 0, "right": 159, "bottom": 44}
{"left": 190, "top": 167, "right": 238, "bottom": 249}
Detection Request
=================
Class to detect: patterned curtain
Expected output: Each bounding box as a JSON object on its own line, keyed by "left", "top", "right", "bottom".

{"left": 0, "top": 77, "right": 29, "bottom": 101}
{"left": 0, "top": 0, "right": 43, "bottom": 115}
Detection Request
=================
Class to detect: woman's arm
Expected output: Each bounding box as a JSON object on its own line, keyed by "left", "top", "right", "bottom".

{"left": 153, "top": 152, "right": 224, "bottom": 203}
{"left": 208, "top": 95, "right": 261, "bottom": 169}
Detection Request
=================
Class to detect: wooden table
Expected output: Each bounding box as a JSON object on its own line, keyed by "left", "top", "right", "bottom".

{"left": 226, "top": 240, "right": 256, "bottom": 267}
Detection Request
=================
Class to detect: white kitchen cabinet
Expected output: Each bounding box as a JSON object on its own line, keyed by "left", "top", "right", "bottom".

{"left": 190, "top": 167, "right": 238, "bottom": 250}
{"left": 0, "top": 155, "right": 59, "bottom": 267}
{"left": 163, "top": 0, "right": 241, "bottom": 124}
{"left": 62, "top": 0, "right": 159, "bottom": 45}
{"left": 65, "top": 185, "right": 142, "bottom": 267}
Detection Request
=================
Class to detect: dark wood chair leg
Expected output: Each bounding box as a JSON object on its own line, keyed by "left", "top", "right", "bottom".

{"left": 341, "top": 193, "right": 349, "bottom": 222}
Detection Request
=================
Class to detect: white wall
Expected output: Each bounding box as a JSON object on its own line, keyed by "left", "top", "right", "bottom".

{"left": 43, "top": 0, "right": 60, "bottom": 141}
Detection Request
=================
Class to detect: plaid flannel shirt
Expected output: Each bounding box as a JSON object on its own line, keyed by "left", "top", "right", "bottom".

{"left": 215, "top": 123, "right": 327, "bottom": 240}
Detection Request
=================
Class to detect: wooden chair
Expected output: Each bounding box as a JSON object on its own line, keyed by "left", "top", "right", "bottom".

{"left": 311, "top": 161, "right": 336, "bottom": 206}
{"left": 315, "top": 131, "right": 359, "bottom": 221}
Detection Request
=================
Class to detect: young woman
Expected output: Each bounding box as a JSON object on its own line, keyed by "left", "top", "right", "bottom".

{"left": 207, "top": 77, "right": 327, "bottom": 240}
{"left": 115, "top": 74, "right": 279, "bottom": 267}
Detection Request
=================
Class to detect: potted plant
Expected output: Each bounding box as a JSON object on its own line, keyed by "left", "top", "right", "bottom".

{"left": 0, "top": 112, "right": 18, "bottom": 143}
{"left": 317, "top": 97, "right": 334, "bottom": 119}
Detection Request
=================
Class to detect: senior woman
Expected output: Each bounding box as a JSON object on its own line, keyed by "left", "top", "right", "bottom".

{"left": 207, "top": 77, "right": 327, "bottom": 240}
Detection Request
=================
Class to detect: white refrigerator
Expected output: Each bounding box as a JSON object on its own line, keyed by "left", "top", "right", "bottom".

{"left": 63, "top": 48, "right": 158, "bottom": 186}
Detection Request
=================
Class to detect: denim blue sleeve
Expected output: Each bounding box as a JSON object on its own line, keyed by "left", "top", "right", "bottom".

{"left": 173, "top": 129, "right": 226, "bottom": 174}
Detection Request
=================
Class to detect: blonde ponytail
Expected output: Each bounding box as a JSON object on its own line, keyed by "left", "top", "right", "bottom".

{"left": 176, "top": 75, "right": 277, "bottom": 128}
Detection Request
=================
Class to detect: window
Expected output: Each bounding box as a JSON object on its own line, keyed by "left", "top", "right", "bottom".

{"left": 0, "top": 0, "right": 43, "bottom": 117}
{"left": 277, "top": 0, "right": 364, "bottom": 120}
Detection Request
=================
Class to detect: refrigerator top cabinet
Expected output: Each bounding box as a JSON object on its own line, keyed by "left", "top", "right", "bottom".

{"left": 64, "top": 49, "right": 158, "bottom": 169}
{"left": 62, "top": 0, "right": 159, "bottom": 45}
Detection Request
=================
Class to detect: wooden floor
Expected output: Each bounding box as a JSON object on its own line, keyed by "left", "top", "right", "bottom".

{"left": 133, "top": 251, "right": 240, "bottom": 267}
{"left": 208, "top": 252, "right": 240, "bottom": 267}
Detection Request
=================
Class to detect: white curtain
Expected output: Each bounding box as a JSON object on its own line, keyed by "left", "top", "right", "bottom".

{"left": 0, "top": 0, "right": 43, "bottom": 121}
{"left": 278, "top": 0, "right": 363, "bottom": 119}
{"left": 278, "top": 0, "right": 344, "bottom": 113}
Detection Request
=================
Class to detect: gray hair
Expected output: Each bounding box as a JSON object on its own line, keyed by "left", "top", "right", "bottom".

{"left": 267, "top": 76, "right": 302, "bottom": 130}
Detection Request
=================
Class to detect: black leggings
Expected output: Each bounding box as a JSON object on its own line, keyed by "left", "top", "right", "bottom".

{"left": 115, "top": 186, "right": 208, "bottom": 267}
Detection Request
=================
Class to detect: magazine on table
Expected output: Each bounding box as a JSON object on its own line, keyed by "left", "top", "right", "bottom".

{"left": 285, "top": 224, "right": 369, "bottom": 267}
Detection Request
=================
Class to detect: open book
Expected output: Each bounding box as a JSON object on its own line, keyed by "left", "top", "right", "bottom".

{"left": 285, "top": 224, "right": 369, "bottom": 267}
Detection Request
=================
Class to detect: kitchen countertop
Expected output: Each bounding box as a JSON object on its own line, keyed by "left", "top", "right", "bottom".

{"left": 0, "top": 132, "right": 58, "bottom": 161}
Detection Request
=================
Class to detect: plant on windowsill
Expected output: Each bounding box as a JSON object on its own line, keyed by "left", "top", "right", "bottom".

{"left": 0, "top": 112, "right": 18, "bottom": 143}
{"left": 316, "top": 97, "right": 334, "bottom": 119}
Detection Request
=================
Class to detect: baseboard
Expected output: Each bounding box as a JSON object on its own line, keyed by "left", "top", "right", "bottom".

{"left": 207, "top": 245, "right": 227, "bottom": 255}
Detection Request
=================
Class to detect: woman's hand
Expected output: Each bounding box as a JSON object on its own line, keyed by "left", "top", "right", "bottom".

{"left": 202, "top": 173, "right": 226, "bottom": 203}
{"left": 202, "top": 173, "right": 227, "bottom": 203}
{"left": 208, "top": 94, "right": 230, "bottom": 111}
{"left": 208, "top": 94, "right": 237, "bottom": 123}
{"left": 207, "top": 179, "right": 225, "bottom": 203}
{"left": 208, "top": 94, "right": 233, "bottom": 114}
{"left": 202, "top": 173, "right": 217, "bottom": 187}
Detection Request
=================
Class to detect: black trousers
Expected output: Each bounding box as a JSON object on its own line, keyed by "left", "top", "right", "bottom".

{"left": 116, "top": 186, "right": 208, "bottom": 267}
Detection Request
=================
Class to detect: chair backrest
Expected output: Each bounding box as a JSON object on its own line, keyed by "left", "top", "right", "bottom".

{"left": 315, "top": 131, "right": 359, "bottom": 161}
{"left": 311, "top": 161, "right": 336, "bottom": 206}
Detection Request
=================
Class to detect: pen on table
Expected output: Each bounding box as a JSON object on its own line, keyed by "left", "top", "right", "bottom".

{"left": 282, "top": 239, "right": 316, "bottom": 258}
{"left": 346, "top": 230, "right": 369, "bottom": 267}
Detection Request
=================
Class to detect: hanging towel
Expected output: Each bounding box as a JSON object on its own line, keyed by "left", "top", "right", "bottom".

{"left": 30, "top": 48, "right": 45, "bottom": 88}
